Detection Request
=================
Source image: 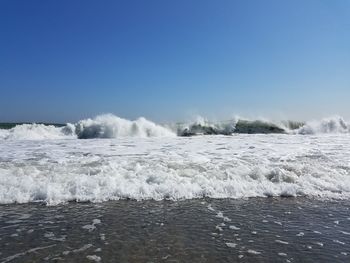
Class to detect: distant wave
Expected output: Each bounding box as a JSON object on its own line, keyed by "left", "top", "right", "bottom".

{"left": 177, "top": 117, "right": 290, "bottom": 136}
{"left": 176, "top": 116, "right": 238, "bottom": 136}
{"left": 74, "top": 114, "right": 176, "bottom": 139}
{"left": 0, "top": 123, "right": 75, "bottom": 140}
{"left": 0, "top": 115, "right": 176, "bottom": 140}
{"left": 179, "top": 116, "right": 350, "bottom": 136}
{"left": 0, "top": 114, "right": 349, "bottom": 140}
{"left": 295, "top": 116, "right": 349, "bottom": 135}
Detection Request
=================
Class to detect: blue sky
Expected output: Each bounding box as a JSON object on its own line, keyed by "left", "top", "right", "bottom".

{"left": 1, "top": 0, "right": 349, "bottom": 123}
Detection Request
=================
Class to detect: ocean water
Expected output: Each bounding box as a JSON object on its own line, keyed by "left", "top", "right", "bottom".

{"left": 0, "top": 114, "right": 350, "bottom": 262}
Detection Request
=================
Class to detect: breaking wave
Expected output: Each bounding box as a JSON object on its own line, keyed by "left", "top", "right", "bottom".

{"left": 74, "top": 114, "right": 175, "bottom": 139}
{"left": 0, "top": 114, "right": 176, "bottom": 140}
{"left": 177, "top": 117, "right": 291, "bottom": 136}
{"left": 177, "top": 116, "right": 238, "bottom": 136}
{"left": 0, "top": 123, "right": 75, "bottom": 140}
{"left": 0, "top": 114, "right": 349, "bottom": 140}
{"left": 296, "top": 116, "right": 349, "bottom": 135}
{"left": 172, "top": 116, "right": 349, "bottom": 136}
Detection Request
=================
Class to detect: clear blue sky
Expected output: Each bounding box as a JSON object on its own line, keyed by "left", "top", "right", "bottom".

{"left": 1, "top": 0, "right": 349, "bottom": 123}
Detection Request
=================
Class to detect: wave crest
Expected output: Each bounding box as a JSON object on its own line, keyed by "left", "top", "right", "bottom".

{"left": 178, "top": 117, "right": 238, "bottom": 136}
{"left": 75, "top": 114, "right": 175, "bottom": 139}
{"left": 1, "top": 115, "right": 349, "bottom": 140}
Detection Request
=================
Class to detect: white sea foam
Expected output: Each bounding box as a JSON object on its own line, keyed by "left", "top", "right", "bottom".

{"left": 86, "top": 255, "right": 101, "bottom": 262}
{"left": 82, "top": 219, "right": 101, "bottom": 232}
{"left": 0, "top": 133, "right": 350, "bottom": 205}
{"left": 247, "top": 249, "right": 261, "bottom": 255}
{"left": 225, "top": 242, "right": 237, "bottom": 248}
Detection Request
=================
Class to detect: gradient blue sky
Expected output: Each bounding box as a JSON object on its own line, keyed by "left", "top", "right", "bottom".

{"left": 1, "top": 0, "right": 349, "bottom": 123}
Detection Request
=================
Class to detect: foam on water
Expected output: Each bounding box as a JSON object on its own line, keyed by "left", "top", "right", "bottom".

{"left": 0, "top": 114, "right": 350, "bottom": 205}
{"left": 0, "top": 133, "right": 350, "bottom": 205}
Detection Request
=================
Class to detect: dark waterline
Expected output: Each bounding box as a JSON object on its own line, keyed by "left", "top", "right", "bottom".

{"left": 0, "top": 198, "right": 349, "bottom": 262}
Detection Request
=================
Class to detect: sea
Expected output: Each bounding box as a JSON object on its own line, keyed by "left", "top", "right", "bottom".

{"left": 0, "top": 114, "right": 349, "bottom": 262}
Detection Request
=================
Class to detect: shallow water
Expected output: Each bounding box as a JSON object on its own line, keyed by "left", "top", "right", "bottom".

{"left": 1, "top": 198, "right": 349, "bottom": 262}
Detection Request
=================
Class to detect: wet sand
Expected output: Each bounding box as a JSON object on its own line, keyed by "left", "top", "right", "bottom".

{"left": 1, "top": 197, "right": 350, "bottom": 262}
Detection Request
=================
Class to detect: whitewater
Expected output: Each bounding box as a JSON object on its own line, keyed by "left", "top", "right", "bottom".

{"left": 0, "top": 114, "right": 350, "bottom": 205}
